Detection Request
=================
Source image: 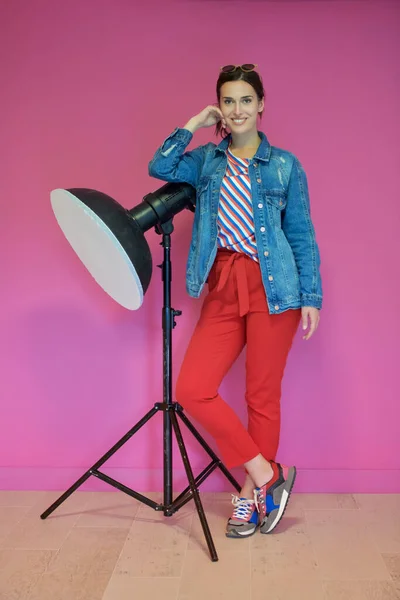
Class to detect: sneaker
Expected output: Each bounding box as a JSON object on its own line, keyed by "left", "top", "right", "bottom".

{"left": 225, "top": 495, "right": 259, "bottom": 538}
{"left": 254, "top": 461, "right": 296, "bottom": 534}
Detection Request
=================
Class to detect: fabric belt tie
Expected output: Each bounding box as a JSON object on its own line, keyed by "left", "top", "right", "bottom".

{"left": 216, "top": 251, "right": 250, "bottom": 317}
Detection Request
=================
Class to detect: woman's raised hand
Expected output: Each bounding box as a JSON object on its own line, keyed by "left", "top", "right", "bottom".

{"left": 184, "top": 105, "right": 226, "bottom": 133}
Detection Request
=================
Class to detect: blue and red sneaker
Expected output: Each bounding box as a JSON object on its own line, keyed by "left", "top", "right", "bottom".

{"left": 225, "top": 495, "right": 259, "bottom": 538}
{"left": 254, "top": 461, "right": 296, "bottom": 534}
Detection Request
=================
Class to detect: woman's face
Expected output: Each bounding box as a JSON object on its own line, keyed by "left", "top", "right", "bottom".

{"left": 219, "top": 80, "right": 264, "bottom": 135}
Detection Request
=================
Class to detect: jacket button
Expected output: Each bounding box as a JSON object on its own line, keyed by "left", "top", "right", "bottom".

{"left": 264, "top": 251, "right": 269, "bottom": 257}
{"left": 260, "top": 226, "right": 265, "bottom": 232}
{"left": 274, "top": 305, "right": 280, "bottom": 310}
{"left": 269, "top": 275, "right": 274, "bottom": 281}
{"left": 257, "top": 178, "right": 261, "bottom": 183}
{"left": 258, "top": 203, "right": 263, "bottom": 208}
{"left": 254, "top": 162, "right": 258, "bottom": 168}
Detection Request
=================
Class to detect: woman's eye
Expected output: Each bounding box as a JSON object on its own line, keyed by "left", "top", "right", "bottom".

{"left": 223, "top": 98, "right": 252, "bottom": 105}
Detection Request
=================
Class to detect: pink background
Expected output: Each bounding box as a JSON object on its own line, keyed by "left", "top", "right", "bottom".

{"left": 1, "top": 0, "right": 399, "bottom": 494}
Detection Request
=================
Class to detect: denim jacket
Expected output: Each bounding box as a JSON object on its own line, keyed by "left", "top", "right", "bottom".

{"left": 148, "top": 127, "right": 323, "bottom": 314}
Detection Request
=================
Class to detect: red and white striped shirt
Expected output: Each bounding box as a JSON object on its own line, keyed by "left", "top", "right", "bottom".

{"left": 217, "top": 148, "right": 258, "bottom": 261}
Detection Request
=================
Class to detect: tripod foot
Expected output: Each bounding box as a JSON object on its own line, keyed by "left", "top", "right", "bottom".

{"left": 170, "top": 410, "right": 218, "bottom": 561}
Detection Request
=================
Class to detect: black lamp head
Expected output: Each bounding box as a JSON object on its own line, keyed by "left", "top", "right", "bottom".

{"left": 50, "top": 182, "right": 195, "bottom": 310}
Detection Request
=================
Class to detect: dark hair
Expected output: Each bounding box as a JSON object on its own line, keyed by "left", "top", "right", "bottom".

{"left": 215, "top": 68, "right": 265, "bottom": 138}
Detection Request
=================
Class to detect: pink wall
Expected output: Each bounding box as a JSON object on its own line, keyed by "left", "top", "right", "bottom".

{"left": 1, "top": 0, "right": 399, "bottom": 494}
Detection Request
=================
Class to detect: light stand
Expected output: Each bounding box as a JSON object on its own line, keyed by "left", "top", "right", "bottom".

{"left": 41, "top": 185, "right": 241, "bottom": 561}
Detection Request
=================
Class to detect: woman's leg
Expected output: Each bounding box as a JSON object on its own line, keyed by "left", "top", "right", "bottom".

{"left": 235, "top": 307, "right": 300, "bottom": 534}
{"left": 175, "top": 295, "right": 260, "bottom": 468}
{"left": 245, "top": 308, "right": 301, "bottom": 463}
{"left": 238, "top": 305, "right": 300, "bottom": 497}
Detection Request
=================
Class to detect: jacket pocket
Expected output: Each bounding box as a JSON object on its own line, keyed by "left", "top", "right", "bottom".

{"left": 264, "top": 191, "right": 287, "bottom": 227}
{"left": 277, "top": 229, "right": 300, "bottom": 295}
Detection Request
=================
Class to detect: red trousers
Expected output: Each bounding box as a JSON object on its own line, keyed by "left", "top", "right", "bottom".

{"left": 176, "top": 249, "right": 301, "bottom": 469}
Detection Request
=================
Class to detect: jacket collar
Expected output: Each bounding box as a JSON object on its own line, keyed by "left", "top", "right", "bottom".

{"left": 215, "top": 130, "right": 271, "bottom": 162}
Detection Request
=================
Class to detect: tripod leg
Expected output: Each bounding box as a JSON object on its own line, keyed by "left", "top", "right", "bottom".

{"left": 40, "top": 406, "right": 159, "bottom": 519}
{"left": 169, "top": 410, "right": 218, "bottom": 562}
{"left": 177, "top": 408, "right": 241, "bottom": 493}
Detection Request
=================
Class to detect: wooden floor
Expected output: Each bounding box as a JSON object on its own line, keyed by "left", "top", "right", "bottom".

{"left": 0, "top": 490, "right": 399, "bottom": 599}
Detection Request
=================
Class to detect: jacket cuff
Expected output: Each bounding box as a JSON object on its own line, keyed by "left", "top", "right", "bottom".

{"left": 161, "top": 127, "right": 193, "bottom": 148}
{"left": 301, "top": 293, "right": 322, "bottom": 309}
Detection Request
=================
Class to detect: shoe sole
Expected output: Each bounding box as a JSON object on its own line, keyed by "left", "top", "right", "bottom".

{"left": 225, "top": 524, "right": 258, "bottom": 539}
{"left": 259, "top": 466, "right": 296, "bottom": 534}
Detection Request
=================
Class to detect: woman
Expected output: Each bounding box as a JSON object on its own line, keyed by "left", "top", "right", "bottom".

{"left": 148, "top": 64, "right": 322, "bottom": 538}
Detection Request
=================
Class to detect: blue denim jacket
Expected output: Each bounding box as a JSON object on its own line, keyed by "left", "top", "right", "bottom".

{"left": 148, "top": 127, "right": 323, "bottom": 314}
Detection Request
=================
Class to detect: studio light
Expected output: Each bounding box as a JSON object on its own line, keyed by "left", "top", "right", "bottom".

{"left": 42, "top": 180, "right": 240, "bottom": 562}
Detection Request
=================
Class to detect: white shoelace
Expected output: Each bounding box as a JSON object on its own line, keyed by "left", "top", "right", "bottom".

{"left": 254, "top": 488, "right": 264, "bottom": 512}
{"left": 230, "top": 494, "right": 255, "bottom": 521}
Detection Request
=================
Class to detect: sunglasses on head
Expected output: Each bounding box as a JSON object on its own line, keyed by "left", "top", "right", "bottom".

{"left": 220, "top": 64, "right": 257, "bottom": 73}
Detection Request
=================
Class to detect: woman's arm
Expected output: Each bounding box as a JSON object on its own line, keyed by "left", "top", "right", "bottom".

{"left": 282, "top": 156, "right": 323, "bottom": 309}
{"left": 148, "top": 127, "right": 204, "bottom": 188}
{"left": 148, "top": 106, "right": 226, "bottom": 188}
